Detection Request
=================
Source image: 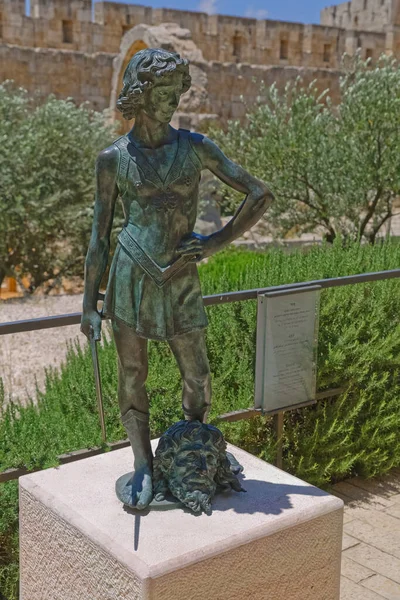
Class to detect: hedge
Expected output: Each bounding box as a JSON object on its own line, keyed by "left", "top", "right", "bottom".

{"left": 1, "top": 239, "right": 400, "bottom": 598}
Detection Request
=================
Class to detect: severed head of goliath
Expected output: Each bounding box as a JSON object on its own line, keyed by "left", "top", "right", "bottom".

{"left": 153, "top": 420, "right": 244, "bottom": 515}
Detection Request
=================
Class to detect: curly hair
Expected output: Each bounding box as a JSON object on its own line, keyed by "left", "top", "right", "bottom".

{"left": 153, "top": 421, "right": 243, "bottom": 499}
{"left": 117, "top": 48, "right": 191, "bottom": 120}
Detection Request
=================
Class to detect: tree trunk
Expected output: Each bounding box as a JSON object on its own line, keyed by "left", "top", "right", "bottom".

{"left": 324, "top": 230, "right": 336, "bottom": 244}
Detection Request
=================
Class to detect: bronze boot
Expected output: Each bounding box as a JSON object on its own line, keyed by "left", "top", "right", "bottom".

{"left": 116, "top": 408, "right": 154, "bottom": 509}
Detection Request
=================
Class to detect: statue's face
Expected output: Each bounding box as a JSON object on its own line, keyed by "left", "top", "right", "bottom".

{"left": 143, "top": 71, "right": 183, "bottom": 124}
{"left": 154, "top": 422, "right": 241, "bottom": 515}
{"left": 166, "top": 439, "right": 220, "bottom": 513}
{"left": 172, "top": 441, "right": 220, "bottom": 490}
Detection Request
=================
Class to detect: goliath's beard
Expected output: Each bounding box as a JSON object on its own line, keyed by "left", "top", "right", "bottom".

{"left": 168, "top": 472, "right": 216, "bottom": 514}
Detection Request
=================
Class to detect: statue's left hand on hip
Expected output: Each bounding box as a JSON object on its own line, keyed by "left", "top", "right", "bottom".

{"left": 176, "top": 232, "right": 220, "bottom": 262}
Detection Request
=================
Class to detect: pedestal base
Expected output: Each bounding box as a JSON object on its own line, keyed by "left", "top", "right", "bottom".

{"left": 20, "top": 442, "right": 343, "bottom": 600}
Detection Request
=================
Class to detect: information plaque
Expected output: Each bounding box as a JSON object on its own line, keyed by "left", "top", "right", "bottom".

{"left": 255, "top": 285, "right": 320, "bottom": 413}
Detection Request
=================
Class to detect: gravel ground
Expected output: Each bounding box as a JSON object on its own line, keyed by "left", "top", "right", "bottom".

{"left": 0, "top": 293, "right": 86, "bottom": 404}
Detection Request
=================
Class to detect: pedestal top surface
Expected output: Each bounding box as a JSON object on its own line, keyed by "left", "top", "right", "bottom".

{"left": 20, "top": 442, "right": 343, "bottom": 579}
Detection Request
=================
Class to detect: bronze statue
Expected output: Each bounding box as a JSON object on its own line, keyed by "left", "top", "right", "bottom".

{"left": 153, "top": 421, "right": 244, "bottom": 515}
{"left": 81, "top": 48, "right": 273, "bottom": 511}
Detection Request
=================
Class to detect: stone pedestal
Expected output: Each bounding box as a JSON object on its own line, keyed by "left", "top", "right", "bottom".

{"left": 19, "top": 442, "right": 343, "bottom": 600}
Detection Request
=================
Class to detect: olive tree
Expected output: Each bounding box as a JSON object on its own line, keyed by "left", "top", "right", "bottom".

{"left": 0, "top": 83, "right": 116, "bottom": 293}
{"left": 210, "top": 55, "right": 400, "bottom": 243}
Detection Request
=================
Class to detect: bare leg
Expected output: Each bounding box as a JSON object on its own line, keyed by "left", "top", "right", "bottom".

{"left": 112, "top": 318, "right": 153, "bottom": 509}
{"left": 168, "top": 329, "right": 211, "bottom": 422}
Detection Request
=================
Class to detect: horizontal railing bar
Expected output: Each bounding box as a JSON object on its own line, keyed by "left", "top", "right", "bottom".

{"left": 1, "top": 269, "right": 399, "bottom": 336}
{"left": 203, "top": 268, "right": 400, "bottom": 306}
{"left": 217, "top": 408, "right": 262, "bottom": 423}
{"left": 0, "top": 312, "right": 83, "bottom": 335}
{"left": 0, "top": 440, "right": 131, "bottom": 484}
{"left": 0, "top": 388, "right": 345, "bottom": 483}
{"left": 0, "top": 466, "right": 33, "bottom": 483}
{"left": 218, "top": 387, "right": 345, "bottom": 422}
{"left": 58, "top": 439, "right": 131, "bottom": 464}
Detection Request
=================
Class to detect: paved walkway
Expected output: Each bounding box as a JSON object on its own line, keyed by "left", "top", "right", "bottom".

{"left": 330, "top": 468, "right": 400, "bottom": 599}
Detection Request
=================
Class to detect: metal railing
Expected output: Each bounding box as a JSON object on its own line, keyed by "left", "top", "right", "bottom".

{"left": 1, "top": 267, "right": 400, "bottom": 483}
{"left": 1, "top": 269, "right": 399, "bottom": 336}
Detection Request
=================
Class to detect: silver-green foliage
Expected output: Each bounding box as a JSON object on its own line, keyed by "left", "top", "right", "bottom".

{"left": 0, "top": 241, "right": 399, "bottom": 599}
{"left": 209, "top": 55, "right": 400, "bottom": 243}
{"left": 0, "top": 82, "right": 116, "bottom": 292}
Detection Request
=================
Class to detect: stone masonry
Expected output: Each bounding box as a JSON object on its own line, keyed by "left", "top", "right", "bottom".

{"left": 0, "top": 0, "right": 399, "bottom": 122}
{"left": 321, "top": 0, "right": 400, "bottom": 33}
{"left": 1, "top": 0, "right": 399, "bottom": 65}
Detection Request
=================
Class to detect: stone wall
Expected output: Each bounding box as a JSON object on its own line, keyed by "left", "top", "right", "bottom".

{"left": 0, "top": 40, "right": 342, "bottom": 122}
{"left": 0, "top": 0, "right": 117, "bottom": 53}
{"left": 0, "top": 44, "right": 114, "bottom": 111}
{"left": 0, "top": 0, "right": 397, "bottom": 67}
{"left": 202, "top": 62, "right": 342, "bottom": 121}
{"left": 0, "top": 0, "right": 398, "bottom": 130}
{"left": 321, "top": 0, "right": 393, "bottom": 31}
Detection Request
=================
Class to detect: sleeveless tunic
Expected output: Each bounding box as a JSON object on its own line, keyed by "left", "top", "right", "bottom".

{"left": 102, "top": 129, "right": 208, "bottom": 340}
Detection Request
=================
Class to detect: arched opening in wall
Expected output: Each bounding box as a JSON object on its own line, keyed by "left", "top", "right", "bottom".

{"left": 232, "top": 31, "right": 243, "bottom": 63}
{"left": 364, "top": 0, "right": 367, "bottom": 9}
{"left": 354, "top": 15, "right": 359, "bottom": 27}
{"left": 114, "top": 39, "right": 148, "bottom": 132}
{"left": 0, "top": 13, "right": 3, "bottom": 39}
{"left": 62, "top": 20, "right": 74, "bottom": 44}
{"left": 122, "top": 13, "right": 134, "bottom": 36}
{"left": 323, "top": 43, "right": 332, "bottom": 63}
{"left": 280, "top": 38, "right": 289, "bottom": 60}
{"left": 25, "top": 0, "right": 30, "bottom": 16}
{"left": 365, "top": 48, "right": 373, "bottom": 60}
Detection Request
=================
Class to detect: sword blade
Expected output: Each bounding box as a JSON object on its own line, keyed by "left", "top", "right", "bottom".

{"left": 90, "top": 336, "right": 107, "bottom": 444}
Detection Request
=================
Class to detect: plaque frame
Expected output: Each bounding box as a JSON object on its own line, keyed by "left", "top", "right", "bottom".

{"left": 255, "top": 285, "right": 321, "bottom": 415}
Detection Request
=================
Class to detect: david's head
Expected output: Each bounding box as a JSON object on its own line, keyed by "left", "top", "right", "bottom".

{"left": 153, "top": 421, "right": 243, "bottom": 514}
{"left": 117, "top": 48, "right": 191, "bottom": 123}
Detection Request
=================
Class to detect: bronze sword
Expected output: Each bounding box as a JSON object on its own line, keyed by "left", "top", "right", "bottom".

{"left": 89, "top": 329, "right": 107, "bottom": 444}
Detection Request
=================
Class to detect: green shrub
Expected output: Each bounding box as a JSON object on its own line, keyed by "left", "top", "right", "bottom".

{"left": 209, "top": 55, "right": 400, "bottom": 243}
{"left": 1, "top": 239, "right": 400, "bottom": 598}
{"left": 0, "top": 83, "right": 116, "bottom": 293}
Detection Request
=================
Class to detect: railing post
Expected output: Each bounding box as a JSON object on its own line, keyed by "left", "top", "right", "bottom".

{"left": 274, "top": 412, "right": 284, "bottom": 469}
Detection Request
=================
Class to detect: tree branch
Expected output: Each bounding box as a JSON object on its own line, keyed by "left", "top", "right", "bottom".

{"left": 0, "top": 268, "right": 6, "bottom": 291}
{"left": 366, "top": 191, "right": 395, "bottom": 243}
{"left": 289, "top": 181, "right": 336, "bottom": 242}
{"left": 359, "top": 187, "right": 383, "bottom": 239}
{"left": 287, "top": 193, "right": 319, "bottom": 211}
{"left": 43, "top": 256, "right": 84, "bottom": 295}
{"left": 297, "top": 174, "right": 324, "bottom": 201}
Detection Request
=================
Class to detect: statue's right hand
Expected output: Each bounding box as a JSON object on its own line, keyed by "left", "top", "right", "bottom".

{"left": 80, "top": 309, "right": 102, "bottom": 341}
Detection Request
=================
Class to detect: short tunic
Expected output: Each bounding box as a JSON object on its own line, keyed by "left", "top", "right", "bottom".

{"left": 102, "top": 129, "right": 208, "bottom": 340}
